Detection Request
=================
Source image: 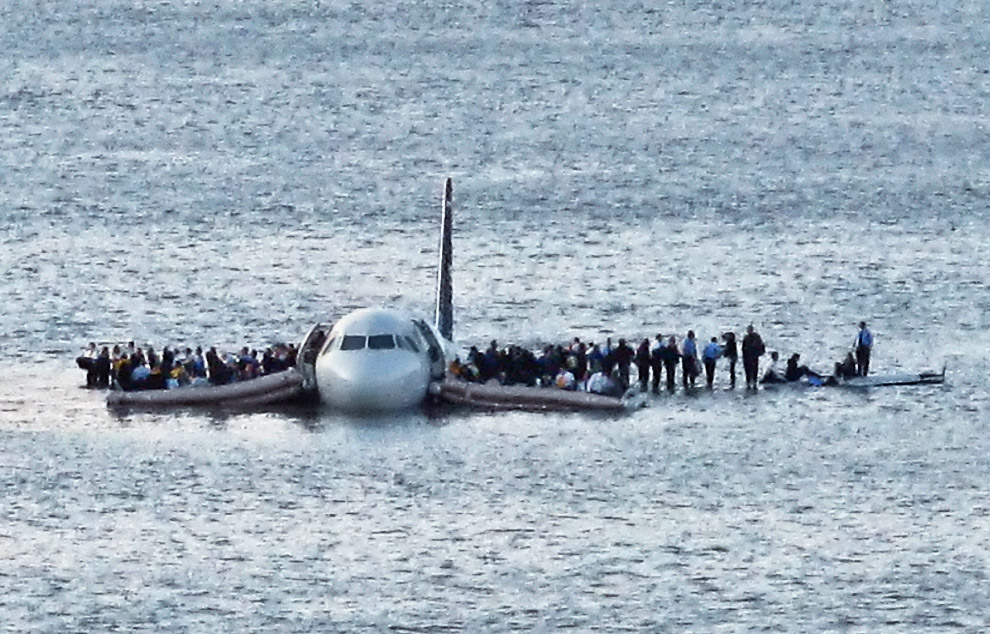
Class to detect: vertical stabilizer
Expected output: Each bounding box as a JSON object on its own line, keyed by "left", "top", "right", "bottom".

{"left": 434, "top": 178, "right": 454, "bottom": 341}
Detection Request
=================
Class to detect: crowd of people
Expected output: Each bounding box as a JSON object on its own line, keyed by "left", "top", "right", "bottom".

{"left": 77, "top": 341, "right": 298, "bottom": 391}
{"left": 450, "top": 322, "right": 875, "bottom": 396}
{"left": 78, "top": 322, "right": 875, "bottom": 398}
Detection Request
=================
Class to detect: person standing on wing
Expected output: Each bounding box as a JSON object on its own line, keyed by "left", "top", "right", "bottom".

{"left": 635, "top": 338, "right": 652, "bottom": 393}
{"left": 681, "top": 330, "right": 699, "bottom": 389}
{"left": 741, "top": 324, "right": 766, "bottom": 390}
{"left": 650, "top": 334, "right": 665, "bottom": 394}
{"left": 722, "top": 331, "right": 738, "bottom": 389}
{"left": 855, "top": 321, "right": 873, "bottom": 376}
{"left": 660, "top": 335, "right": 681, "bottom": 392}
{"left": 702, "top": 337, "right": 723, "bottom": 389}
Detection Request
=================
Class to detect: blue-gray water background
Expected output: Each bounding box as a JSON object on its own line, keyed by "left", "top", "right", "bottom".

{"left": 2, "top": 1, "right": 989, "bottom": 631}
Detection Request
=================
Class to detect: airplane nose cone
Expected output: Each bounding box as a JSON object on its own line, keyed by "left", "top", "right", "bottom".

{"left": 316, "top": 352, "right": 429, "bottom": 411}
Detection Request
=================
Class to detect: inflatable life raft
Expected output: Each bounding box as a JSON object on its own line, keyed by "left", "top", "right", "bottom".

{"left": 107, "top": 368, "right": 305, "bottom": 408}
{"left": 434, "top": 378, "right": 626, "bottom": 412}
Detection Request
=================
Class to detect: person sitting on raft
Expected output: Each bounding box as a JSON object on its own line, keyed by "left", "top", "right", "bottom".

{"left": 784, "top": 353, "right": 823, "bottom": 382}
{"left": 123, "top": 353, "right": 165, "bottom": 390}
{"left": 168, "top": 363, "right": 191, "bottom": 389}
{"left": 760, "top": 351, "right": 787, "bottom": 384}
{"left": 554, "top": 367, "right": 577, "bottom": 391}
{"left": 586, "top": 367, "right": 623, "bottom": 397}
{"left": 834, "top": 351, "right": 858, "bottom": 380}
{"left": 449, "top": 357, "right": 481, "bottom": 382}
{"left": 819, "top": 351, "right": 860, "bottom": 386}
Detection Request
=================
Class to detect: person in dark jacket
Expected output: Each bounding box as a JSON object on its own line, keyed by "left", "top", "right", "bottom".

{"left": 206, "top": 346, "right": 228, "bottom": 385}
{"left": 574, "top": 342, "right": 588, "bottom": 384}
{"left": 481, "top": 340, "right": 499, "bottom": 382}
{"left": 635, "top": 338, "right": 651, "bottom": 392}
{"left": 93, "top": 347, "right": 112, "bottom": 388}
{"left": 161, "top": 346, "right": 174, "bottom": 374}
{"left": 659, "top": 335, "right": 681, "bottom": 392}
{"left": 146, "top": 346, "right": 159, "bottom": 372}
{"left": 722, "top": 331, "right": 738, "bottom": 388}
{"left": 681, "top": 330, "right": 699, "bottom": 389}
{"left": 741, "top": 324, "right": 766, "bottom": 389}
{"left": 77, "top": 342, "right": 99, "bottom": 386}
{"left": 855, "top": 321, "right": 873, "bottom": 376}
{"left": 613, "top": 338, "right": 634, "bottom": 390}
{"left": 650, "top": 334, "right": 665, "bottom": 394}
{"left": 834, "top": 351, "right": 858, "bottom": 380}
{"left": 785, "top": 353, "right": 822, "bottom": 382}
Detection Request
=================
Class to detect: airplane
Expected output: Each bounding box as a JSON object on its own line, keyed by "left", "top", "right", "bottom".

{"left": 294, "top": 178, "right": 456, "bottom": 411}
{"left": 104, "top": 178, "right": 629, "bottom": 412}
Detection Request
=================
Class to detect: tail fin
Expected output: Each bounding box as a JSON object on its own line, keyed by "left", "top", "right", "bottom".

{"left": 434, "top": 177, "right": 454, "bottom": 341}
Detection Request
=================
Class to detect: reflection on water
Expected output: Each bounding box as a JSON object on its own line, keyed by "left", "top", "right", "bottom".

{"left": 1, "top": 364, "right": 981, "bottom": 630}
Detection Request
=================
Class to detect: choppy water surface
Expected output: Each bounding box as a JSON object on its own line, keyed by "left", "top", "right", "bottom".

{"left": 2, "top": 1, "right": 989, "bottom": 631}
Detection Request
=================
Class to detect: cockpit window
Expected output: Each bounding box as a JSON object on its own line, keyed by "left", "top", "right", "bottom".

{"left": 403, "top": 336, "right": 420, "bottom": 353}
{"left": 320, "top": 337, "right": 337, "bottom": 356}
{"left": 367, "top": 334, "right": 396, "bottom": 350}
{"left": 339, "top": 335, "right": 367, "bottom": 351}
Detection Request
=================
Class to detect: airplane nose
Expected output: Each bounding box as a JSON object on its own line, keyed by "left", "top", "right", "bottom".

{"left": 318, "top": 352, "right": 427, "bottom": 411}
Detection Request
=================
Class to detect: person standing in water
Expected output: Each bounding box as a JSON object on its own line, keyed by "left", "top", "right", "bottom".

{"left": 855, "top": 321, "right": 873, "bottom": 376}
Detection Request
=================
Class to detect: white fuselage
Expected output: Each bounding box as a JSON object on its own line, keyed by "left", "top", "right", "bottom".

{"left": 313, "top": 308, "right": 444, "bottom": 411}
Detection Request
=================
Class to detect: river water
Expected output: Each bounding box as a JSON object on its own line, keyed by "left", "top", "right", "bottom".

{"left": 2, "top": 1, "right": 989, "bottom": 631}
